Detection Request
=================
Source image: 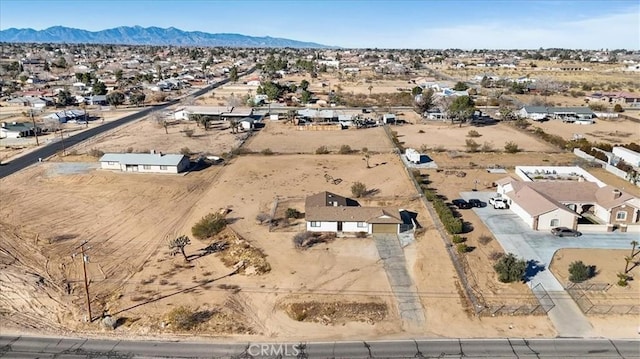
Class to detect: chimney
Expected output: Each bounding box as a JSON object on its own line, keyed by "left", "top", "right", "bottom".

{"left": 613, "top": 189, "right": 622, "bottom": 199}
{"left": 1, "top": 122, "right": 5, "bottom": 128}
{"left": 150, "top": 149, "right": 156, "bottom": 154}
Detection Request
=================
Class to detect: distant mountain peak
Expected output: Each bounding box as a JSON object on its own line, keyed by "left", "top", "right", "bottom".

{"left": 0, "top": 25, "right": 333, "bottom": 48}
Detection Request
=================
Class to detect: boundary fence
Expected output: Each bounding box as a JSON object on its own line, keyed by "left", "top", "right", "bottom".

{"left": 565, "top": 282, "right": 640, "bottom": 315}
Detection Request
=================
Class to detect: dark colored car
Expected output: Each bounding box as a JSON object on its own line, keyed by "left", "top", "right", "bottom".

{"left": 468, "top": 199, "right": 484, "bottom": 208}
{"left": 452, "top": 199, "right": 472, "bottom": 209}
{"left": 551, "top": 227, "right": 582, "bottom": 237}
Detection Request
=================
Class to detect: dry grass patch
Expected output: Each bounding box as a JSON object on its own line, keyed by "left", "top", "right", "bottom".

{"left": 284, "top": 301, "right": 387, "bottom": 325}
{"left": 214, "top": 228, "right": 271, "bottom": 275}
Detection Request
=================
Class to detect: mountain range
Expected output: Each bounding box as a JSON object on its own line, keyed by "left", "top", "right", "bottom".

{"left": 0, "top": 26, "right": 332, "bottom": 48}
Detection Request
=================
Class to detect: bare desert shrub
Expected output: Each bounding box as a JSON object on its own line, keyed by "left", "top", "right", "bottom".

{"left": 88, "top": 148, "right": 104, "bottom": 158}
{"left": 478, "top": 234, "right": 493, "bottom": 245}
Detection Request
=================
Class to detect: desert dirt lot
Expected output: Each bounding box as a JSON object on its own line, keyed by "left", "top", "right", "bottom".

{"left": 529, "top": 117, "right": 640, "bottom": 145}
{"left": 69, "top": 116, "right": 245, "bottom": 157}
{"left": 394, "top": 122, "right": 558, "bottom": 153}
{"left": 549, "top": 248, "right": 640, "bottom": 337}
{"left": 1, "top": 150, "right": 558, "bottom": 339}
{"left": 245, "top": 121, "right": 395, "bottom": 154}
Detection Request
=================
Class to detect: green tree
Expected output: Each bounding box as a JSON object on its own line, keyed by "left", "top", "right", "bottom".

{"left": 56, "top": 90, "right": 75, "bottom": 106}
{"left": 229, "top": 66, "right": 239, "bottom": 82}
{"left": 92, "top": 81, "right": 107, "bottom": 95}
{"left": 300, "top": 79, "right": 310, "bottom": 91}
{"left": 453, "top": 81, "right": 469, "bottom": 91}
{"left": 168, "top": 235, "right": 191, "bottom": 262}
{"left": 493, "top": 253, "right": 527, "bottom": 283}
{"left": 106, "top": 91, "right": 125, "bottom": 108}
{"left": 414, "top": 88, "right": 434, "bottom": 114}
{"left": 115, "top": 69, "right": 123, "bottom": 82}
{"left": 130, "top": 92, "right": 146, "bottom": 107}
{"left": 448, "top": 95, "right": 475, "bottom": 125}
{"left": 411, "top": 86, "right": 423, "bottom": 96}
{"left": 300, "top": 90, "right": 312, "bottom": 104}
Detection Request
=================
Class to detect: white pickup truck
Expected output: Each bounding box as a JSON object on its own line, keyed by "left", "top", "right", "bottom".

{"left": 489, "top": 196, "right": 509, "bottom": 209}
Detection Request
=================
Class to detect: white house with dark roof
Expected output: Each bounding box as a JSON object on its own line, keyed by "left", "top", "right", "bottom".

{"left": 99, "top": 151, "right": 190, "bottom": 174}
{"left": 304, "top": 191, "right": 402, "bottom": 234}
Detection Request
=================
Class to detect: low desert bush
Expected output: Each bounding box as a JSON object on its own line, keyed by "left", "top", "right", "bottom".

{"left": 478, "top": 234, "right": 493, "bottom": 245}
{"left": 467, "top": 130, "right": 481, "bottom": 138}
{"left": 191, "top": 213, "right": 227, "bottom": 240}
{"left": 493, "top": 253, "right": 527, "bottom": 283}
{"left": 315, "top": 145, "right": 330, "bottom": 154}
{"left": 88, "top": 148, "right": 104, "bottom": 158}
{"left": 338, "top": 144, "right": 353, "bottom": 154}
{"left": 261, "top": 148, "right": 274, "bottom": 155}
{"left": 504, "top": 141, "right": 521, "bottom": 153}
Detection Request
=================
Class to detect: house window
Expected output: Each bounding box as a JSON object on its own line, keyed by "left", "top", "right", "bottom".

{"left": 159, "top": 165, "right": 168, "bottom": 170}
{"left": 310, "top": 221, "right": 320, "bottom": 228}
{"left": 616, "top": 211, "right": 627, "bottom": 221}
{"left": 550, "top": 219, "right": 559, "bottom": 227}
{"left": 143, "top": 165, "right": 151, "bottom": 170}
{"left": 357, "top": 222, "right": 367, "bottom": 228}
{"left": 107, "top": 161, "right": 116, "bottom": 165}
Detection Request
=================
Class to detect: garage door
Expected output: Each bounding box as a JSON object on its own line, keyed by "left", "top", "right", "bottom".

{"left": 372, "top": 224, "right": 397, "bottom": 233}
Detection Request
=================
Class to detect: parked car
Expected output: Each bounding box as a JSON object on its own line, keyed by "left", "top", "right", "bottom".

{"left": 452, "top": 199, "right": 471, "bottom": 209}
{"left": 468, "top": 199, "right": 484, "bottom": 208}
{"left": 551, "top": 227, "right": 582, "bottom": 237}
{"left": 489, "top": 197, "right": 509, "bottom": 209}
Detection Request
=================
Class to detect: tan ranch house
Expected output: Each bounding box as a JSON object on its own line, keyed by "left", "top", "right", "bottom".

{"left": 496, "top": 177, "right": 640, "bottom": 230}
{"left": 305, "top": 191, "right": 402, "bottom": 234}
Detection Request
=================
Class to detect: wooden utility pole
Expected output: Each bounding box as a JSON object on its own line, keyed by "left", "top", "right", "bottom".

{"left": 74, "top": 241, "right": 92, "bottom": 322}
{"left": 29, "top": 109, "right": 39, "bottom": 146}
{"left": 60, "top": 129, "right": 66, "bottom": 155}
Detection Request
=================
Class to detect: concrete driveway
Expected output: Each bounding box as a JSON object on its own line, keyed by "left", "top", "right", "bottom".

{"left": 460, "top": 191, "right": 637, "bottom": 338}
{"left": 373, "top": 234, "right": 424, "bottom": 328}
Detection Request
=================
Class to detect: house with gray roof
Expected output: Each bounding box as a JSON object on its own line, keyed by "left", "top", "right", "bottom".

{"left": 519, "top": 106, "right": 595, "bottom": 122}
{"left": 99, "top": 151, "right": 190, "bottom": 174}
{"left": 1, "top": 122, "right": 41, "bottom": 139}
{"left": 305, "top": 191, "right": 402, "bottom": 234}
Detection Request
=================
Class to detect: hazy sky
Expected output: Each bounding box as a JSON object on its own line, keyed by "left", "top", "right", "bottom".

{"left": 1, "top": 0, "right": 638, "bottom": 49}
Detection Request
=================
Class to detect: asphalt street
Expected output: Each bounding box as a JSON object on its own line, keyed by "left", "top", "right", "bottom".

{"left": 0, "top": 73, "right": 245, "bottom": 179}
{"left": 1, "top": 335, "right": 638, "bottom": 358}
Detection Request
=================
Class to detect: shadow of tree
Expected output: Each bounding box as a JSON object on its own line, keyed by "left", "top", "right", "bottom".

{"left": 524, "top": 260, "right": 546, "bottom": 282}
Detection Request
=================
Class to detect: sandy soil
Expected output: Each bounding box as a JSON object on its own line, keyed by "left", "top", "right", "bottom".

{"left": 69, "top": 116, "right": 244, "bottom": 157}
{"left": 549, "top": 248, "right": 640, "bottom": 337}
{"left": 395, "top": 122, "right": 558, "bottom": 153}
{"left": 246, "top": 121, "right": 394, "bottom": 154}
{"left": 530, "top": 118, "right": 640, "bottom": 145}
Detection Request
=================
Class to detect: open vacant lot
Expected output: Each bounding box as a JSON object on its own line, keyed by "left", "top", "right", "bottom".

{"left": 69, "top": 116, "right": 244, "bottom": 157}
{"left": 0, "top": 150, "right": 558, "bottom": 339}
{"left": 246, "top": 121, "right": 394, "bottom": 154}
{"left": 394, "top": 122, "right": 558, "bottom": 153}
{"left": 529, "top": 118, "right": 640, "bottom": 145}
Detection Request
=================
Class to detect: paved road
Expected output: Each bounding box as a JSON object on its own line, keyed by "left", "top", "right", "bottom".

{"left": 0, "top": 69, "right": 260, "bottom": 179}
{"left": 1, "top": 335, "right": 638, "bottom": 358}
{"left": 373, "top": 234, "right": 424, "bottom": 328}
{"left": 460, "top": 191, "right": 637, "bottom": 338}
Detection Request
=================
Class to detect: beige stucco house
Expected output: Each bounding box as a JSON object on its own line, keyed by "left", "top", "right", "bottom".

{"left": 496, "top": 177, "right": 640, "bottom": 230}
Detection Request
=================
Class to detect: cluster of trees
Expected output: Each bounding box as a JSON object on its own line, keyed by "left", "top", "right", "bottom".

{"left": 423, "top": 187, "right": 463, "bottom": 234}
